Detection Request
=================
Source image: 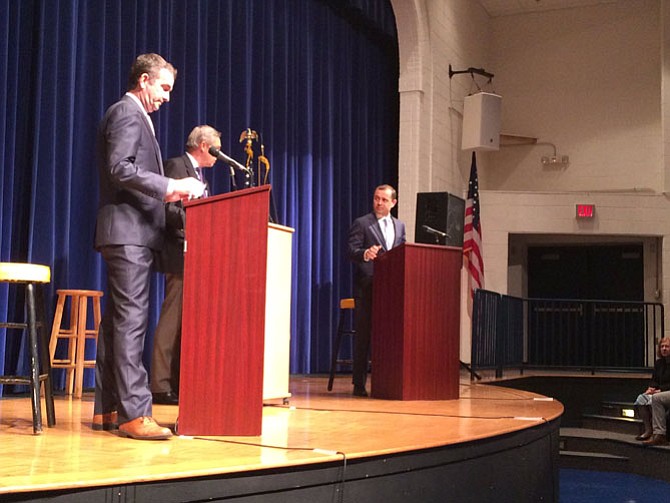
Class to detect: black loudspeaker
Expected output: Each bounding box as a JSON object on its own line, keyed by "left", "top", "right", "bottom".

{"left": 415, "top": 192, "right": 465, "bottom": 247}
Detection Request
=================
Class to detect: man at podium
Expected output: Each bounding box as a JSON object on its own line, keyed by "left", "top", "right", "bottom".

{"left": 151, "top": 125, "right": 222, "bottom": 406}
{"left": 94, "top": 53, "right": 205, "bottom": 440}
{"left": 348, "top": 184, "right": 406, "bottom": 397}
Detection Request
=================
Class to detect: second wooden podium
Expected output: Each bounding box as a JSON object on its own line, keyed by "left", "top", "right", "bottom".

{"left": 371, "top": 243, "right": 461, "bottom": 400}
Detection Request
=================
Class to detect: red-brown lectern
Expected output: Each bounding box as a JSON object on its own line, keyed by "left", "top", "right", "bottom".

{"left": 371, "top": 243, "right": 461, "bottom": 400}
{"left": 178, "top": 186, "right": 271, "bottom": 435}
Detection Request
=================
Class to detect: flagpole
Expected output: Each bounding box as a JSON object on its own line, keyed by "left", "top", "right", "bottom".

{"left": 461, "top": 151, "right": 483, "bottom": 381}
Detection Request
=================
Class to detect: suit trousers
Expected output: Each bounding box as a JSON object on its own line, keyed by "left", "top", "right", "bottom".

{"left": 150, "top": 273, "right": 183, "bottom": 394}
{"left": 95, "top": 245, "right": 154, "bottom": 424}
{"left": 650, "top": 390, "right": 670, "bottom": 435}
{"left": 353, "top": 277, "right": 373, "bottom": 389}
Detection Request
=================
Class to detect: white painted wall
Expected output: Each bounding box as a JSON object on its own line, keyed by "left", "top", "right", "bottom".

{"left": 392, "top": 0, "right": 492, "bottom": 240}
{"left": 484, "top": 0, "right": 667, "bottom": 303}
{"left": 391, "top": 0, "right": 670, "bottom": 357}
{"left": 489, "top": 0, "right": 662, "bottom": 193}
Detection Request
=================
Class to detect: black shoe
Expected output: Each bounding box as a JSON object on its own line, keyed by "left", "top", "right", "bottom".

{"left": 353, "top": 386, "right": 368, "bottom": 397}
{"left": 642, "top": 434, "right": 668, "bottom": 446}
{"left": 152, "top": 391, "right": 179, "bottom": 405}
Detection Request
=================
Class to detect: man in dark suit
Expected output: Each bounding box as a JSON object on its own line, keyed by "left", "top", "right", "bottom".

{"left": 93, "top": 53, "right": 205, "bottom": 440}
{"left": 348, "top": 184, "right": 406, "bottom": 397}
{"left": 150, "top": 125, "right": 222, "bottom": 406}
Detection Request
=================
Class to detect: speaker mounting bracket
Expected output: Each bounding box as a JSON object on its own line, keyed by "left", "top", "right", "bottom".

{"left": 449, "top": 64, "right": 494, "bottom": 81}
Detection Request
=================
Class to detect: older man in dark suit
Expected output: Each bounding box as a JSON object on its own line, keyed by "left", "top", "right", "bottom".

{"left": 93, "top": 53, "right": 205, "bottom": 440}
{"left": 150, "top": 125, "right": 222, "bottom": 406}
{"left": 348, "top": 184, "right": 406, "bottom": 397}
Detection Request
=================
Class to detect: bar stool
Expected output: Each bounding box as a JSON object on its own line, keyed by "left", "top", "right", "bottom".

{"left": 327, "top": 298, "right": 356, "bottom": 391}
{"left": 0, "top": 262, "right": 56, "bottom": 434}
{"left": 49, "top": 289, "right": 103, "bottom": 398}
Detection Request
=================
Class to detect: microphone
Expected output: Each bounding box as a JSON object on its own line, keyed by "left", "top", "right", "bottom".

{"left": 422, "top": 225, "right": 448, "bottom": 238}
{"left": 208, "top": 147, "right": 250, "bottom": 173}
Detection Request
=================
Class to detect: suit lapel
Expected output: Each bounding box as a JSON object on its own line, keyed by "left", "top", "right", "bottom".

{"left": 184, "top": 155, "right": 197, "bottom": 178}
{"left": 368, "top": 214, "right": 386, "bottom": 250}
{"left": 389, "top": 217, "right": 399, "bottom": 248}
{"left": 126, "top": 96, "right": 163, "bottom": 175}
{"left": 376, "top": 216, "right": 401, "bottom": 251}
{"left": 151, "top": 129, "right": 163, "bottom": 175}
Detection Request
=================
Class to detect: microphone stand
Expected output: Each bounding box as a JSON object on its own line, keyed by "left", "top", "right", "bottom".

{"left": 460, "top": 360, "right": 481, "bottom": 381}
{"left": 243, "top": 166, "right": 255, "bottom": 189}
{"left": 422, "top": 225, "right": 448, "bottom": 245}
{"left": 228, "top": 167, "right": 238, "bottom": 192}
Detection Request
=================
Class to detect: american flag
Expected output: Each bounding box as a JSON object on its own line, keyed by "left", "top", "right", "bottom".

{"left": 463, "top": 152, "right": 484, "bottom": 303}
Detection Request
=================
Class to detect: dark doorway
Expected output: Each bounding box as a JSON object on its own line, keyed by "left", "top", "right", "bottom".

{"left": 527, "top": 244, "right": 645, "bottom": 368}
{"left": 528, "top": 244, "right": 643, "bottom": 301}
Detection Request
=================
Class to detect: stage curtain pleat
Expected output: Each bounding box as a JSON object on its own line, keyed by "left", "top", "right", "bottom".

{"left": 0, "top": 0, "right": 398, "bottom": 392}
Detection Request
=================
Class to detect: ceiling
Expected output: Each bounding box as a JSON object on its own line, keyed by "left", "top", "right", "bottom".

{"left": 478, "top": 0, "right": 619, "bottom": 17}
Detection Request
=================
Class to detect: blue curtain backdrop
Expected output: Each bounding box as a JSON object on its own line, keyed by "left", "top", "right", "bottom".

{"left": 0, "top": 0, "right": 398, "bottom": 392}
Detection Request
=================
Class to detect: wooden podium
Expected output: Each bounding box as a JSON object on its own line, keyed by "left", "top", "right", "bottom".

{"left": 371, "top": 243, "right": 461, "bottom": 400}
{"left": 178, "top": 186, "right": 293, "bottom": 435}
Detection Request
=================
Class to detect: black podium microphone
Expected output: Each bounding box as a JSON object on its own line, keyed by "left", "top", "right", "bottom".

{"left": 208, "top": 147, "right": 249, "bottom": 173}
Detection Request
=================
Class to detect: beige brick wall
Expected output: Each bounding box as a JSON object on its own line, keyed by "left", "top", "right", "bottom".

{"left": 391, "top": 0, "right": 670, "bottom": 354}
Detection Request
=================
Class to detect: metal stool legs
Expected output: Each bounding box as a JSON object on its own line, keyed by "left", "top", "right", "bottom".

{"left": 29, "top": 284, "right": 56, "bottom": 430}
{"left": 0, "top": 263, "right": 55, "bottom": 434}
{"left": 327, "top": 298, "right": 356, "bottom": 391}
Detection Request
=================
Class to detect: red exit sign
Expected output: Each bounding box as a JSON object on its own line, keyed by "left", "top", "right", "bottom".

{"left": 576, "top": 204, "right": 595, "bottom": 218}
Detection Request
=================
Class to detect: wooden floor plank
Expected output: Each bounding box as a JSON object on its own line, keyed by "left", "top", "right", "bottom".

{"left": 0, "top": 374, "right": 563, "bottom": 495}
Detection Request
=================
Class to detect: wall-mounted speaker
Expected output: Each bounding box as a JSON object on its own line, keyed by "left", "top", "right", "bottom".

{"left": 415, "top": 192, "right": 465, "bottom": 247}
{"left": 462, "top": 91, "right": 501, "bottom": 151}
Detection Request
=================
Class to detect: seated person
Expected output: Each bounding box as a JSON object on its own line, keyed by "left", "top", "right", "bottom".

{"left": 637, "top": 337, "right": 670, "bottom": 444}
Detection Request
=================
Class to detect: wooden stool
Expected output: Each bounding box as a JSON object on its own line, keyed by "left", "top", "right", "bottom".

{"left": 0, "top": 262, "right": 56, "bottom": 434}
{"left": 327, "top": 298, "right": 356, "bottom": 391}
{"left": 49, "top": 289, "right": 103, "bottom": 398}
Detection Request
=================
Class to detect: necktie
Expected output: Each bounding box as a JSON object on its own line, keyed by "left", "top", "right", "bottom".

{"left": 383, "top": 218, "right": 394, "bottom": 250}
{"left": 194, "top": 167, "right": 209, "bottom": 198}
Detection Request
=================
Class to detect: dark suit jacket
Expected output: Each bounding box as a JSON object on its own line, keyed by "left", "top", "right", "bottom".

{"left": 157, "top": 154, "right": 201, "bottom": 274}
{"left": 348, "top": 212, "right": 406, "bottom": 287}
{"left": 94, "top": 94, "right": 169, "bottom": 251}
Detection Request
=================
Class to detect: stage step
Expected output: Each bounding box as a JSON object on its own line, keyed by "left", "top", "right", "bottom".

{"left": 598, "top": 400, "right": 636, "bottom": 418}
{"left": 560, "top": 450, "right": 627, "bottom": 460}
{"left": 581, "top": 413, "right": 640, "bottom": 435}
{"left": 559, "top": 427, "right": 670, "bottom": 482}
{"left": 560, "top": 450, "right": 629, "bottom": 472}
{"left": 560, "top": 428, "right": 636, "bottom": 453}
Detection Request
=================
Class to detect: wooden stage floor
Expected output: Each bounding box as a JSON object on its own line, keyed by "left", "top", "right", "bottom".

{"left": 0, "top": 373, "right": 564, "bottom": 501}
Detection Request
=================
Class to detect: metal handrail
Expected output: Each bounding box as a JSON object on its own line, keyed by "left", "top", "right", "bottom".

{"left": 470, "top": 290, "right": 664, "bottom": 379}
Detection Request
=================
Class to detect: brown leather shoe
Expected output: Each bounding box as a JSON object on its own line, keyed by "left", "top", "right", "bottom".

{"left": 92, "top": 411, "right": 119, "bottom": 431}
{"left": 119, "top": 416, "right": 173, "bottom": 440}
{"left": 635, "top": 431, "right": 652, "bottom": 441}
{"left": 642, "top": 434, "right": 668, "bottom": 446}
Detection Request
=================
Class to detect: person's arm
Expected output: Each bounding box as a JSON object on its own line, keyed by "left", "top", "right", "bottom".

{"left": 163, "top": 157, "right": 189, "bottom": 229}
{"left": 103, "top": 104, "right": 203, "bottom": 202}
{"left": 164, "top": 177, "right": 205, "bottom": 202}
{"left": 397, "top": 219, "right": 406, "bottom": 244}
{"left": 165, "top": 202, "right": 185, "bottom": 231}
{"left": 348, "top": 217, "right": 381, "bottom": 263}
{"left": 348, "top": 218, "right": 366, "bottom": 263}
{"left": 655, "top": 360, "right": 670, "bottom": 391}
{"left": 103, "top": 105, "right": 170, "bottom": 198}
